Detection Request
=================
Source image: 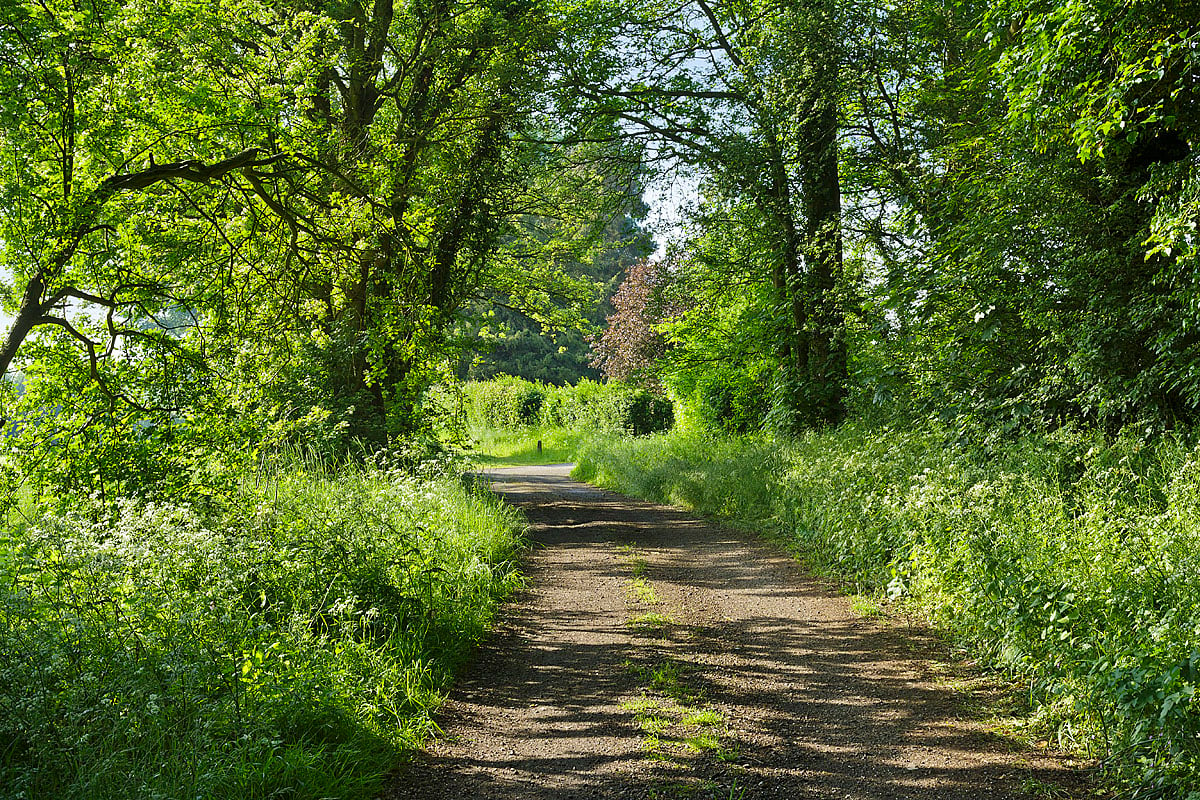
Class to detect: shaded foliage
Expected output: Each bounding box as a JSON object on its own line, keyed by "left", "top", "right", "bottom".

{"left": 457, "top": 204, "right": 654, "bottom": 385}
{"left": 589, "top": 0, "right": 1200, "bottom": 436}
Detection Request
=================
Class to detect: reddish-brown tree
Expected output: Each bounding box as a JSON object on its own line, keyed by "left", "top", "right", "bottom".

{"left": 590, "top": 258, "right": 681, "bottom": 387}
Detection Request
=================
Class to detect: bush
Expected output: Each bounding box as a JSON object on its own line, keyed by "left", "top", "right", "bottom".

{"left": 573, "top": 421, "right": 1200, "bottom": 796}
{"left": 462, "top": 375, "right": 547, "bottom": 430}
{"left": 688, "top": 365, "right": 771, "bottom": 434}
{"left": 0, "top": 462, "right": 525, "bottom": 800}
{"left": 462, "top": 377, "right": 673, "bottom": 436}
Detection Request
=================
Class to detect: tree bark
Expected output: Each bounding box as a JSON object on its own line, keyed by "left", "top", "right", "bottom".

{"left": 800, "top": 95, "right": 847, "bottom": 426}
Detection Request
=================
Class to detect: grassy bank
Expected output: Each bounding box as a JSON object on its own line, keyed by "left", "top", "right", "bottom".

{"left": 574, "top": 422, "right": 1200, "bottom": 796}
{"left": 0, "top": 461, "right": 525, "bottom": 799}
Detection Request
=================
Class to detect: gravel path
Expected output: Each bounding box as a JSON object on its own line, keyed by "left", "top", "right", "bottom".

{"left": 388, "top": 464, "right": 1088, "bottom": 800}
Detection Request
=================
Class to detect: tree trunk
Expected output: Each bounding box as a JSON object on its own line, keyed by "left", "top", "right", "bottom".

{"left": 800, "top": 95, "right": 847, "bottom": 426}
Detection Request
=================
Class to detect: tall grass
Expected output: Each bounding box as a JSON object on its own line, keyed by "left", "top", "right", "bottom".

{"left": 574, "top": 422, "right": 1200, "bottom": 796}
{"left": 0, "top": 459, "right": 525, "bottom": 799}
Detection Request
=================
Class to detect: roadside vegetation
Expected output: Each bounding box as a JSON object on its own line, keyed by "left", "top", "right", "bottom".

{"left": 0, "top": 454, "right": 525, "bottom": 800}
{"left": 1, "top": 0, "right": 1196, "bottom": 796}
{"left": 618, "top": 542, "right": 736, "bottom": 797}
{"left": 457, "top": 377, "right": 672, "bottom": 464}
{"left": 575, "top": 423, "right": 1200, "bottom": 795}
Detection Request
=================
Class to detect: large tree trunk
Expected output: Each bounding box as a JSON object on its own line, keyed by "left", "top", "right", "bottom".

{"left": 760, "top": 38, "right": 846, "bottom": 431}
{"left": 800, "top": 95, "right": 847, "bottom": 426}
{"left": 762, "top": 127, "right": 812, "bottom": 434}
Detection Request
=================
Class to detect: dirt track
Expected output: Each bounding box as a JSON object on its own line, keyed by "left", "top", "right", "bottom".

{"left": 388, "top": 464, "right": 1088, "bottom": 800}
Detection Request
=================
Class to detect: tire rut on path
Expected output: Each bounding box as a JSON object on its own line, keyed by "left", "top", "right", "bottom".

{"left": 388, "top": 464, "right": 1088, "bottom": 800}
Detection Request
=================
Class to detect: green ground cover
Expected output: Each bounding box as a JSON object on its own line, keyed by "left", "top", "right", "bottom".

{"left": 0, "top": 461, "right": 526, "bottom": 800}
{"left": 574, "top": 422, "right": 1200, "bottom": 797}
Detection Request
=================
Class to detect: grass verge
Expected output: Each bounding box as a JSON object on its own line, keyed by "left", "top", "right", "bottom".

{"left": 574, "top": 422, "right": 1200, "bottom": 796}
{"left": 466, "top": 425, "right": 586, "bottom": 466}
{"left": 0, "top": 462, "right": 525, "bottom": 799}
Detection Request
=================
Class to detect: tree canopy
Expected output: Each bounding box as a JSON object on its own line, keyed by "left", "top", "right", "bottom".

{"left": 0, "top": 0, "right": 1198, "bottom": 486}
{"left": 589, "top": 0, "right": 1200, "bottom": 436}
{"left": 0, "top": 0, "right": 644, "bottom": 485}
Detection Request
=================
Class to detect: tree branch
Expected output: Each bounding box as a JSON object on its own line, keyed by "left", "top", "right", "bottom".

{"left": 0, "top": 148, "right": 285, "bottom": 379}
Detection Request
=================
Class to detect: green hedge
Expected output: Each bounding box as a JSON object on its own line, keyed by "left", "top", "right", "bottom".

{"left": 573, "top": 422, "right": 1200, "bottom": 797}
{"left": 461, "top": 375, "right": 547, "bottom": 430}
{"left": 462, "top": 377, "right": 673, "bottom": 436}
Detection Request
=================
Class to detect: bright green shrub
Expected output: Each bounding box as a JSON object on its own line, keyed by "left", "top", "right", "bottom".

{"left": 568, "top": 382, "right": 673, "bottom": 435}
{"left": 574, "top": 422, "right": 1200, "bottom": 796}
{"left": 462, "top": 376, "right": 546, "bottom": 430}
{"left": 463, "top": 377, "right": 673, "bottom": 436}
{"left": 0, "top": 464, "right": 524, "bottom": 800}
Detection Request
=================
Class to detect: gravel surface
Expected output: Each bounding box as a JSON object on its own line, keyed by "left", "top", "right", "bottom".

{"left": 387, "top": 464, "right": 1090, "bottom": 800}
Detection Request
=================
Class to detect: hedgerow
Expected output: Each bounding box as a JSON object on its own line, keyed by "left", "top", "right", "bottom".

{"left": 460, "top": 377, "right": 673, "bottom": 436}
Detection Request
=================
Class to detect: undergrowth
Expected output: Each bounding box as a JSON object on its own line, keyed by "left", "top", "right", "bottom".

{"left": 0, "top": 459, "right": 525, "bottom": 799}
{"left": 574, "top": 421, "right": 1200, "bottom": 798}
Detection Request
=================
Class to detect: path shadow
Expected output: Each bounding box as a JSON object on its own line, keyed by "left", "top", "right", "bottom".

{"left": 388, "top": 467, "right": 1089, "bottom": 800}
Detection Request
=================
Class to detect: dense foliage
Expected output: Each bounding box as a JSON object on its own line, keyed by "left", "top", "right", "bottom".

{"left": 2, "top": 0, "right": 1199, "bottom": 797}
{"left": 460, "top": 376, "right": 673, "bottom": 437}
{"left": 575, "top": 424, "right": 1200, "bottom": 794}
{"left": 6, "top": 0, "right": 1195, "bottom": 447}
{"left": 568, "top": 0, "right": 850, "bottom": 430}
{"left": 457, "top": 207, "right": 655, "bottom": 385}
{"left": 587, "top": 0, "right": 1199, "bottom": 435}
{"left": 0, "top": 0, "right": 644, "bottom": 462}
{"left": 0, "top": 458, "right": 524, "bottom": 799}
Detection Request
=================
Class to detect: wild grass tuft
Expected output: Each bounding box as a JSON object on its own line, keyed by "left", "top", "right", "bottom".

{"left": 628, "top": 576, "right": 661, "bottom": 604}
{"left": 623, "top": 658, "right": 725, "bottom": 764}
{"left": 626, "top": 611, "right": 675, "bottom": 636}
